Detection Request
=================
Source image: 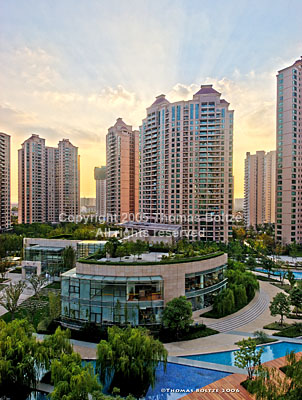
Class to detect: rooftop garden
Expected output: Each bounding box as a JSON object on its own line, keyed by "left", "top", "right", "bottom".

{"left": 78, "top": 238, "right": 224, "bottom": 265}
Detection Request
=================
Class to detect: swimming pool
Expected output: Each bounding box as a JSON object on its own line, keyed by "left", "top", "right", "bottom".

{"left": 182, "top": 341, "right": 302, "bottom": 366}
{"left": 83, "top": 360, "right": 229, "bottom": 400}
{"left": 145, "top": 362, "right": 229, "bottom": 400}
{"left": 255, "top": 268, "right": 302, "bottom": 279}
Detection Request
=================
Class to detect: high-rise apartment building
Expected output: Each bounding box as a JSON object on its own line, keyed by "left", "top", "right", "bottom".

{"left": 276, "top": 57, "right": 302, "bottom": 244}
{"left": 140, "top": 85, "right": 234, "bottom": 242}
{"left": 18, "top": 135, "right": 80, "bottom": 224}
{"left": 0, "top": 132, "right": 11, "bottom": 231}
{"left": 106, "top": 118, "right": 139, "bottom": 222}
{"left": 244, "top": 150, "right": 276, "bottom": 227}
{"left": 94, "top": 166, "right": 106, "bottom": 217}
{"left": 57, "top": 139, "right": 80, "bottom": 219}
{"left": 18, "top": 134, "right": 46, "bottom": 224}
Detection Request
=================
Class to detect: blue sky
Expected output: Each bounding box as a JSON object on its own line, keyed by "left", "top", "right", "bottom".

{"left": 1, "top": 0, "right": 302, "bottom": 201}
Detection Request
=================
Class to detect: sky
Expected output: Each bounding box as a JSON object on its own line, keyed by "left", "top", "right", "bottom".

{"left": 1, "top": 0, "right": 302, "bottom": 203}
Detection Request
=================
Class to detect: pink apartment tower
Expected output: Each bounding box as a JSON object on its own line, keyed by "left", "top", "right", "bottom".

{"left": 276, "top": 57, "right": 302, "bottom": 244}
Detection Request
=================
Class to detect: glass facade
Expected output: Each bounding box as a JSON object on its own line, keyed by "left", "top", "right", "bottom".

{"left": 24, "top": 245, "right": 65, "bottom": 275}
{"left": 77, "top": 241, "right": 106, "bottom": 258}
{"left": 185, "top": 265, "right": 227, "bottom": 311}
{"left": 61, "top": 274, "right": 164, "bottom": 326}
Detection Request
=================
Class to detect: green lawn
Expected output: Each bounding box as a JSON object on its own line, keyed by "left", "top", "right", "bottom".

{"left": 273, "top": 323, "right": 302, "bottom": 338}
{"left": 263, "top": 322, "right": 291, "bottom": 330}
{"left": 1, "top": 286, "right": 60, "bottom": 329}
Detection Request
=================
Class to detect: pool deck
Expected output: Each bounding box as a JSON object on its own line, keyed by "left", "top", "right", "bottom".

{"left": 180, "top": 352, "right": 302, "bottom": 400}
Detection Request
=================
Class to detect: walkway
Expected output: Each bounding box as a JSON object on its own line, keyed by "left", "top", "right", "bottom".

{"left": 206, "top": 289, "right": 270, "bottom": 333}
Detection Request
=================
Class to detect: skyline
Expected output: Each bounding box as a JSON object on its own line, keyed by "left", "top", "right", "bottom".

{"left": 1, "top": 0, "right": 302, "bottom": 203}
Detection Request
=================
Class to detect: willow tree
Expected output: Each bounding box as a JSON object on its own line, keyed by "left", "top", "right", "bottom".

{"left": 96, "top": 326, "right": 167, "bottom": 397}
{"left": 50, "top": 352, "right": 102, "bottom": 400}
{"left": 0, "top": 319, "right": 47, "bottom": 399}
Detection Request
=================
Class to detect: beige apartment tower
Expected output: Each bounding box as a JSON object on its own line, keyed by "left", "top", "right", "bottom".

{"left": 18, "top": 134, "right": 80, "bottom": 224}
{"left": 0, "top": 132, "right": 11, "bottom": 231}
{"left": 276, "top": 57, "right": 302, "bottom": 244}
{"left": 94, "top": 166, "right": 106, "bottom": 217}
{"left": 106, "top": 118, "right": 139, "bottom": 222}
{"left": 140, "top": 85, "right": 234, "bottom": 242}
{"left": 244, "top": 150, "right": 276, "bottom": 227}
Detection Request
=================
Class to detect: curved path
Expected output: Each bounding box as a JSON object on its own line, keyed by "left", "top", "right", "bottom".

{"left": 206, "top": 289, "right": 270, "bottom": 333}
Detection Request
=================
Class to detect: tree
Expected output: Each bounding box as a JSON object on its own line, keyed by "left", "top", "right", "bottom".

{"left": 50, "top": 352, "right": 102, "bottom": 400}
{"left": 232, "top": 284, "right": 248, "bottom": 309}
{"left": 62, "top": 246, "right": 76, "bottom": 272}
{"left": 234, "top": 337, "right": 263, "bottom": 380}
{"left": 96, "top": 326, "right": 167, "bottom": 398}
{"left": 270, "top": 292, "right": 290, "bottom": 326}
{"left": 286, "top": 270, "right": 296, "bottom": 289}
{"left": 115, "top": 245, "right": 126, "bottom": 261}
{"left": 289, "top": 286, "right": 302, "bottom": 317}
{"left": 0, "top": 319, "right": 47, "bottom": 399}
{"left": 162, "top": 296, "right": 193, "bottom": 339}
{"left": 49, "top": 291, "right": 61, "bottom": 320}
{"left": 43, "top": 326, "right": 73, "bottom": 361}
{"left": 27, "top": 274, "right": 47, "bottom": 298}
{"left": 0, "top": 280, "right": 26, "bottom": 320}
{"left": 0, "top": 259, "right": 10, "bottom": 280}
{"left": 213, "top": 288, "right": 235, "bottom": 317}
{"left": 251, "top": 352, "right": 302, "bottom": 399}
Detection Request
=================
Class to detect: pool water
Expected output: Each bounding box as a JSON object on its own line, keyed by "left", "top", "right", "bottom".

{"left": 145, "top": 362, "right": 229, "bottom": 400}
{"left": 182, "top": 341, "right": 302, "bottom": 366}
{"left": 84, "top": 360, "right": 229, "bottom": 400}
{"left": 255, "top": 268, "right": 302, "bottom": 280}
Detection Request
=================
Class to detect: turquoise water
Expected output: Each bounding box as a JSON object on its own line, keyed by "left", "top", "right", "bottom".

{"left": 182, "top": 341, "right": 302, "bottom": 366}
{"left": 255, "top": 268, "right": 302, "bottom": 279}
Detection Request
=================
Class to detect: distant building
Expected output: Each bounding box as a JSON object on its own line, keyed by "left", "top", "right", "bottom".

{"left": 244, "top": 150, "right": 276, "bottom": 227}
{"left": 234, "top": 198, "right": 244, "bottom": 212}
{"left": 106, "top": 119, "right": 139, "bottom": 223}
{"left": 18, "top": 135, "right": 80, "bottom": 223}
{"left": 276, "top": 57, "right": 302, "bottom": 244}
{"left": 94, "top": 166, "right": 106, "bottom": 217}
{"left": 140, "top": 85, "right": 234, "bottom": 242}
{"left": 0, "top": 132, "right": 11, "bottom": 231}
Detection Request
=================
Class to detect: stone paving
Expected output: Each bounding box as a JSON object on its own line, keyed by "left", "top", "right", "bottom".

{"left": 0, "top": 271, "right": 36, "bottom": 317}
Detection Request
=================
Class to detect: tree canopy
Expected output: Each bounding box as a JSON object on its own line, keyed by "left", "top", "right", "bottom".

{"left": 96, "top": 326, "right": 167, "bottom": 397}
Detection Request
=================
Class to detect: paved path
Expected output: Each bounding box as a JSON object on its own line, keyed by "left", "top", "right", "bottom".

{"left": 206, "top": 289, "right": 270, "bottom": 333}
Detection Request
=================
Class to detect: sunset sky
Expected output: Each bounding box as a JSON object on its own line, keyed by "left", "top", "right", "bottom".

{"left": 1, "top": 0, "right": 302, "bottom": 203}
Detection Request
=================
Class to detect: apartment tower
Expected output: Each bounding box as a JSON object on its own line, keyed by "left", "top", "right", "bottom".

{"left": 18, "top": 134, "right": 80, "bottom": 223}
{"left": 140, "top": 85, "right": 234, "bottom": 242}
{"left": 18, "top": 134, "right": 46, "bottom": 224}
{"left": 94, "top": 166, "right": 106, "bottom": 217}
{"left": 0, "top": 132, "right": 11, "bottom": 231}
{"left": 106, "top": 118, "right": 139, "bottom": 222}
{"left": 244, "top": 150, "right": 276, "bottom": 227}
{"left": 276, "top": 57, "right": 302, "bottom": 244}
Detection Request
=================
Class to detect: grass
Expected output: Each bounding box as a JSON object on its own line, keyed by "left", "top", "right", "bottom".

{"left": 158, "top": 324, "right": 218, "bottom": 343}
{"left": 272, "top": 323, "right": 302, "bottom": 338}
{"left": 271, "top": 283, "right": 292, "bottom": 293}
{"left": 78, "top": 251, "right": 225, "bottom": 266}
{"left": 46, "top": 281, "right": 61, "bottom": 289}
{"left": 1, "top": 285, "right": 60, "bottom": 329}
{"left": 263, "top": 322, "right": 291, "bottom": 330}
{"left": 235, "top": 337, "right": 277, "bottom": 345}
{"left": 256, "top": 275, "right": 281, "bottom": 283}
{"left": 1, "top": 295, "right": 50, "bottom": 328}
